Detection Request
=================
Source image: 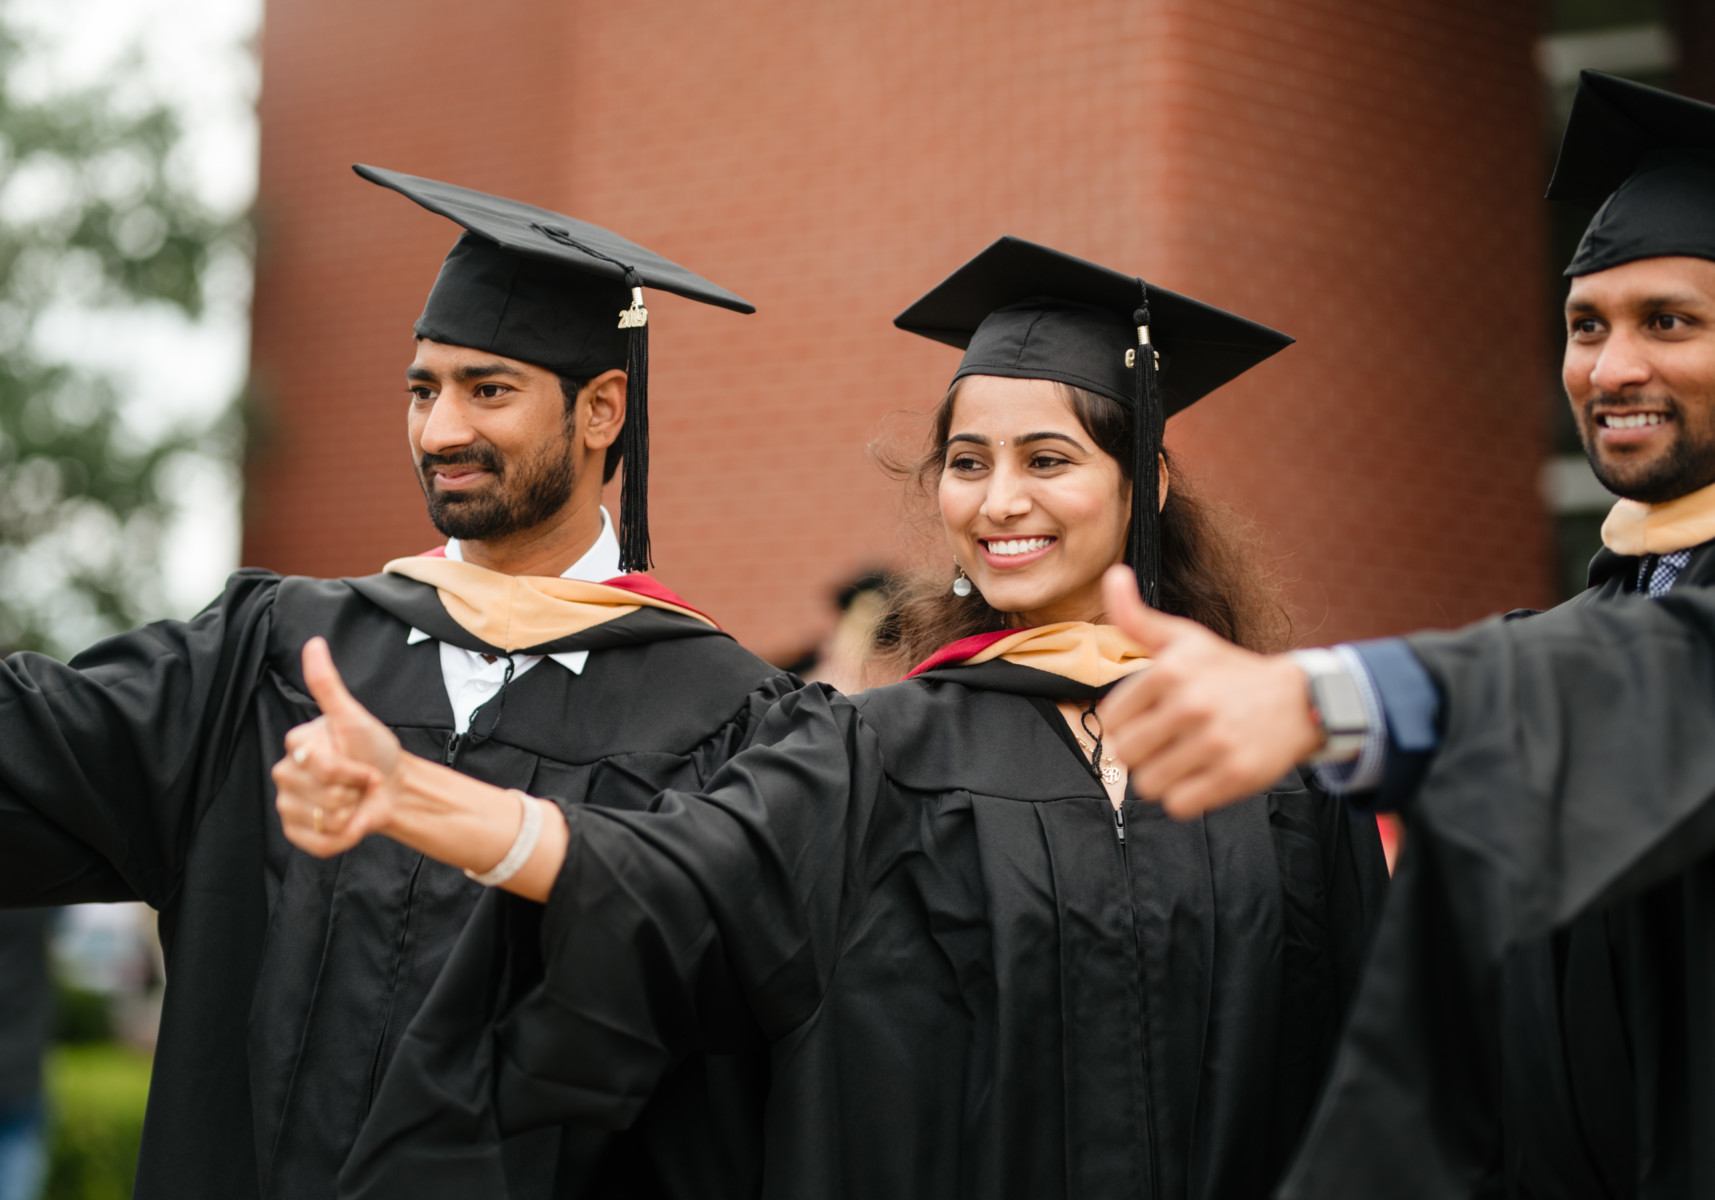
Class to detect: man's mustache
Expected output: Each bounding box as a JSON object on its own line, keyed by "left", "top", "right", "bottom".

{"left": 420, "top": 444, "right": 504, "bottom": 478}
{"left": 1584, "top": 389, "right": 1681, "bottom": 417}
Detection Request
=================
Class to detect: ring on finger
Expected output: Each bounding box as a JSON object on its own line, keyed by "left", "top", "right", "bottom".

{"left": 293, "top": 746, "right": 308, "bottom": 765}
{"left": 312, "top": 806, "right": 326, "bottom": 834}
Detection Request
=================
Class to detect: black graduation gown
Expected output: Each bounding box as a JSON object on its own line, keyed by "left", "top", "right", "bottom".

{"left": 1278, "top": 540, "right": 1715, "bottom": 1199}
{"left": 344, "top": 655, "right": 1388, "bottom": 1200}
{"left": 0, "top": 566, "right": 792, "bottom": 1200}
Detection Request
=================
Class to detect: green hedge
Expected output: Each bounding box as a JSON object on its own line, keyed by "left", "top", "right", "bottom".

{"left": 43, "top": 1044, "right": 152, "bottom": 1200}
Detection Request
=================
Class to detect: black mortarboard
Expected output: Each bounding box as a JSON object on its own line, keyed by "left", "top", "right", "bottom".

{"left": 1548, "top": 72, "right": 1715, "bottom": 278}
{"left": 895, "top": 236, "right": 1293, "bottom": 607}
{"left": 354, "top": 164, "right": 756, "bottom": 572}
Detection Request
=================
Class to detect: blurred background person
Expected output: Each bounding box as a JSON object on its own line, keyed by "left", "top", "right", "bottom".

{"left": 780, "top": 569, "right": 898, "bottom": 693}
{"left": 0, "top": 911, "right": 53, "bottom": 1200}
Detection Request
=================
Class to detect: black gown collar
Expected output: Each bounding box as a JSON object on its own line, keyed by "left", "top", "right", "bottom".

{"left": 1026, "top": 695, "right": 1109, "bottom": 786}
{"left": 1585, "top": 535, "right": 1715, "bottom": 595}
{"left": 910, "top": 657, "right": 1117, "bottom": 702}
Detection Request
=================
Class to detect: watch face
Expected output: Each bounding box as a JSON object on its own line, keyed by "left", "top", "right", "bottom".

{"left": 1323, "top": 678, "right": 1365, "bottom": 737}
{"left": 1314, "top": 672, "right": 1369, "bottom": 736}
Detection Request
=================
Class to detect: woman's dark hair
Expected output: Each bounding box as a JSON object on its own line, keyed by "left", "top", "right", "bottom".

{"left": 877, "top": 379, "right": 1289, "bottom": 674}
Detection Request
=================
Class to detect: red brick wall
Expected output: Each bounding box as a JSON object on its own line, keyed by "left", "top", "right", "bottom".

{"left": 248, "top": 0, "right": 1552, "bottom": 660}
{"left": 1150, "top": 1, "right": 1552, "bottom": 641}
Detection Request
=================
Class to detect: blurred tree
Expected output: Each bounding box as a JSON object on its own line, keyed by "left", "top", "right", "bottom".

{"left": 0, "top": 5, "right": 243, "bottom": 656}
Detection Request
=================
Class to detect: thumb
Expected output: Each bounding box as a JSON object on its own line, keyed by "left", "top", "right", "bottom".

{"left": 1102, "top": 565, "right": 1193, "bottom": 654}
{"left": 301, "top": 637, "right": 367, "bottom": 722}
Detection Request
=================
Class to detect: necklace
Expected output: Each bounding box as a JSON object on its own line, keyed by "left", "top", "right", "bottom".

{"left": 1074, "top": 733, "right": 1124, "bottom": 786}
{"left": 1072, "top": 700, "right": 1123, "bottom": 787}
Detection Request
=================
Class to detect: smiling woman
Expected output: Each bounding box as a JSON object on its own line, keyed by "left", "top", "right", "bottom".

{"left": 882, "top": 375, "right": 1288, "bottom": 674}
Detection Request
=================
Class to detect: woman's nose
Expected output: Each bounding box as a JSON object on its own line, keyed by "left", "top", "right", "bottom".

{"left": 980, "top": 465, "right": 1032, "bottom": 520}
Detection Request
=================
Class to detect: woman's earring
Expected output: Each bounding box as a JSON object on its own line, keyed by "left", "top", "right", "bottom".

{"left": 952, "top": 560, "right": 974, "bottom": 598}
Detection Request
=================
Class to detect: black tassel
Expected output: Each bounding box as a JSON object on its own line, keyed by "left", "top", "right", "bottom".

{"left": 531, "top": 226, "right": 656, "bottom": 573}
{"left": 1130, "top": 283, "right": 1164, "bottom": 607}
{"left": 617, "top": 269, "right": 652, "bottom": 573}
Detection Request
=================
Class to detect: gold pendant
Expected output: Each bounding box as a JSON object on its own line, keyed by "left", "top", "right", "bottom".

{"left": 1101, "top": 764, "right": 1122, "bottom": 786}
{"left": 617, "top": 285, "right": 649, "bottom": 329}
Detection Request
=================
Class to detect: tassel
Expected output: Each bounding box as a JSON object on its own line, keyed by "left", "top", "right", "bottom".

{"left": 527, "top": 227, "right": 656, "bottom": 572}
{"left": 617, "top": 270, "right": 651, "bottom": 573}
{"left": 1130, "top": 284, "right": 1163, "bottom": 607}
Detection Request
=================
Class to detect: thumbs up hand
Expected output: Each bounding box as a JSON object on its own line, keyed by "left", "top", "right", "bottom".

{"left": 272, "top": 637, "right": 404, "bottom": 857}
{"left": 1097, "top": 566, "right": 1325, "bottom": 818}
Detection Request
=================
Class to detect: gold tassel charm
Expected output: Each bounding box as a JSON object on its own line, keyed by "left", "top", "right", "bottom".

{"left": 618, "top": 286, "right": 649, "bottom": 329}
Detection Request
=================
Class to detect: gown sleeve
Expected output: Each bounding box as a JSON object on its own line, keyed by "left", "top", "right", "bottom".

{"left": 0, "top": 570, "right": 278, "bottom": 908}
{"left": 1279, "top": 586, "right": 1715, "bottom": 1198}
{"left": 684, "top": 669, "right": 805, "bottom": 784}
{"left": 338, "top": 682, "right": 874, "bottom": 1200}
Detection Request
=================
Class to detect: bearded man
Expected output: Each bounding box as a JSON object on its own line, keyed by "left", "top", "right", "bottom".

{"left": 1095, "top": 74, "right": 1715, "bottom": 1197}
{"left": 0, "top": 166, "right": 792, "bottom": 1200}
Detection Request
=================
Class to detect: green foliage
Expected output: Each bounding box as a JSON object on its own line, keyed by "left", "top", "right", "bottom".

{"left": 0, "top": 5, "right": 245, "bottom": 655}
{"left": 51, "top": 982, "right": 114, "bottom": 1044}
{"left": 42, "top": 1044, "right": 152, "bottom": 1200}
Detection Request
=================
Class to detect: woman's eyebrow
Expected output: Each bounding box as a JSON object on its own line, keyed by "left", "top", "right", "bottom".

{"left": 1015, "top": 431, "right": 1088, "bottom": 451}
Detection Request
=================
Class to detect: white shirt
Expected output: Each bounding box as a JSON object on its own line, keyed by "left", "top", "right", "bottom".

{"left": 406, "top": 508, "right": 623, "bottom": 733}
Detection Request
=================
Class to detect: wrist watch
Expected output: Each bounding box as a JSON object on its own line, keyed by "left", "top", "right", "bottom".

{"left": 1288, "top": 649, "right": 1370, "bottom": 765}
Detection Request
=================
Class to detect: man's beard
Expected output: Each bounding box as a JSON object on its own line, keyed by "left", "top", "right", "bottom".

{"left": 1579, "top": 390, "right": 1715, "bottom": 505}
{"left": 418, "top": 436, "right": 577, "bottom": 541}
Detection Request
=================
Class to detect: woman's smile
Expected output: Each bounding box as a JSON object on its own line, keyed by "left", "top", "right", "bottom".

{"left": 977, "top": 535, "right": 1058, "bottom": 568}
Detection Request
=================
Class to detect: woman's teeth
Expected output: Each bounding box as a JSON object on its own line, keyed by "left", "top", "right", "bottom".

{"left": 985, "top": 537, "right": 1054, "bottom": 557}
{"left": 1600, "top": 412, "right": 1668, "bottom": 429}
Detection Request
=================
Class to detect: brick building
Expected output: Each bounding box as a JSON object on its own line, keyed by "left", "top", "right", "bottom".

{"left": 244, "top": 0, "right": 1700, "bottom": 663}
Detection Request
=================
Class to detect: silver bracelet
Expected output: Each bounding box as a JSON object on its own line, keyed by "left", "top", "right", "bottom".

{"left": 464, "top": 789, "right": 545, "bottom": 887}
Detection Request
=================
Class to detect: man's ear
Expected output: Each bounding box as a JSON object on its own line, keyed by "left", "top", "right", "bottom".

{"left": 1158, "top": 452, "right": 1171, "bottom": 512}
{"left": 579, "top": 369, "right": 628, "bottom": 454}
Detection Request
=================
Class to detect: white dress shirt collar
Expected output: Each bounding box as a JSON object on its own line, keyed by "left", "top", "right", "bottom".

{"left": 442, "top": 506, "right": 623, "bottom": 583}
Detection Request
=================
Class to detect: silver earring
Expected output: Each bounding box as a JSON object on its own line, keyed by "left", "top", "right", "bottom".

{"left": 952, "top": 560, "right": 973, "bottom": 597}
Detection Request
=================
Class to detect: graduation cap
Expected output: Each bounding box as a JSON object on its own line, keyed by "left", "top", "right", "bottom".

{"left": 354, "top": 164, "right": 756, "bottom": 572}
{"left": 895, "top": 236, "right": 1293, "bottom": 607}
{"left": 1548, "top": 72, "right": 1715, "bottom": 277}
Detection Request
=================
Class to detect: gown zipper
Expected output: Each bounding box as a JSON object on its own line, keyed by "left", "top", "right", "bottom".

{"left": 367, "top": 852, "right": 426, "bottom": 1106}
{"left": 1112, "top": 796, "right": 1158, "bottom": 1197}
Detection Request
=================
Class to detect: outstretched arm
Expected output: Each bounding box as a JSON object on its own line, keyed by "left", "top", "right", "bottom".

{"left": 0, "top": 571, "right": 280, "bottom": 907}
{"left": 272, "top": 637, "right": 568, "bottom": 901}
{"left": 1096, "top": 567, "right": 1325, "bottom": 816}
